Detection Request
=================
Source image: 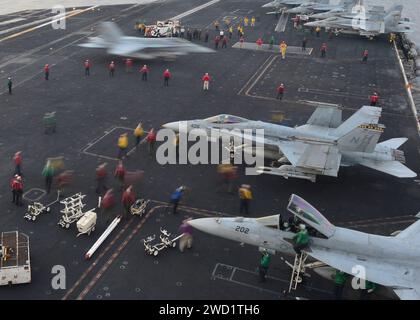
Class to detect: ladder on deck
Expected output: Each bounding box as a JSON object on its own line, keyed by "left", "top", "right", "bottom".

{"left": 288, "top": 252, "right": 308, "bottom": 293}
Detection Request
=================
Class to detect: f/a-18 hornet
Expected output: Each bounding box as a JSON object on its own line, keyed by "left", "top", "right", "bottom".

{"left": 79, "top": 22, "right": 214, "bottom": 59}
{"left": 163, "top": 105, "right": 416, "bottom": 182}
{"left": 188, "top": 194, "right": 420, "bottom": 299}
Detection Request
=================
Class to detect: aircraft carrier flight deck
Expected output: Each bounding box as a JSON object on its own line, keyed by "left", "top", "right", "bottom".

{"left": 0, "top": 0, "right": 418, "bottom": 300}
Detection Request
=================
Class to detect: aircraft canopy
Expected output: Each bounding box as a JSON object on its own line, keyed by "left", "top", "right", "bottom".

{"left": 287, "top": 194, "right": 336, "bottom": 238}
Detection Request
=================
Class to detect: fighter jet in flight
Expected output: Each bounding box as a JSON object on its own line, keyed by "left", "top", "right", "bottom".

{"left": 163, "top": 105, "right": 416, "bottom": 182}
{"left": 188, "top": 194, "right": 420, "bottom": 300}
{"left": 305, "top": 5, "right": 412, "bottom": 37}
{"left": 79, "top": 22, "right": 214, "bottom": 59}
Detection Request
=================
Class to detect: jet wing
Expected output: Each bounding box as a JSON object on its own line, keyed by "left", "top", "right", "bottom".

{"left": 393, "top": 287, "right": 420, "bottom": 300}
{"left": 304, "top": 105, "right": 342, "bottom": 128}
{"left": 358, "top": 159, "right": 417, "bottom": 178}
{"left": 223, "top": 130, "right": 342, "bottom": 176}
{"left": 306, "top": 247, "right": 420, "bottom": 299}
{"left": 278, "top": 141, "right": 342, "bottom": 177}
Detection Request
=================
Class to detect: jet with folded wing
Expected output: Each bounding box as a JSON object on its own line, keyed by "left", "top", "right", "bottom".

{"left": 79, "top": 22, "right": 214, "bottom": 59}
{"left": 187, "top": 194, "right": 420, "bottom": 300}
{"left": 163, "top": 104, "right": 416, "bottom": 182}
{"left": 262, "top": 0, "right": 329, "bottom": 15}
{"left": 305, "top": 5, "right": 412, "bottom": 37}
{"left": 286, "top": 0, "right": 358, "bottom": 15}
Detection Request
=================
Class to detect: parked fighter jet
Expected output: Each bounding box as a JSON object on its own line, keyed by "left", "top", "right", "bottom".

{"left": 188, "top": 194, "right": 420, "bottom": 300}
{"left": 162, "top": 105, "right": 416, "bottom": 182}
{"left": 79, "top": 22, "right": 214, "bottom": 59}
{"left": 263, "top": 0, "right": 327, "bottom": 7}
{"left": 309, "top": 1, "right": 386, "bottom": 20}
{"left": 305, "top": 5, "right": 412, "bottom": 37}
{"left": 262, "top": 0, "right": 329, "bottom": 15}
{"left": 286, "top": 0, "right": 358, "bottom": 15}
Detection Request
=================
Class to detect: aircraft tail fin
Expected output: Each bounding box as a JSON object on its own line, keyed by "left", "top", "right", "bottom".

{"left": 377, "top": 137, "right": 408, "bottom": 149}
{"left": 395, "top": 218, "right": 420, "bottom": 243}
{"left": 384, "top": 5, "right": 403, "bottom": 27}
{"left": 343, "top": 0, "right": 361, "bottom": 7}
{"left": 385, "top": 4, "right": 403, "bottom": 16}
{"left": 332, "top": 106, "right": 382, "bottom": 137}
{"left": 99, "top": 22, "right": 124, "bottom": 44}
{"left": 337, "top": 123, "right": 384, "bottom": 153}
{"left": 359, "top": 159, "right": 417, "bottom": 178}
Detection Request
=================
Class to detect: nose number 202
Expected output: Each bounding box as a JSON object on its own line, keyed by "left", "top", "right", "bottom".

{"left": 235, "top": 226, "right": 249, "bottom": 234}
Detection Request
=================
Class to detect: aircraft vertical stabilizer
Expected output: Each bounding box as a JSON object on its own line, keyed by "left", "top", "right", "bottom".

{"left": 332, "top": 106, "right": 381, "bottom": 137}
{"left": 99, "top": 22, "right": 124, "bottom": 44}
{"left": 337, "top": 123, "right": 384, "bottom": 153}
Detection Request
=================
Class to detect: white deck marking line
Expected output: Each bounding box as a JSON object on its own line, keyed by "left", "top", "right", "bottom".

{"left": 0, "top": 2, "right": 153, "bottom": 71}
{"left": 231, "top": 42, "right": 313, "bottom": 55}
{"left": 297, "top": 87, "right": 368, "bottom": 99}
{"left": 80, "top": 126, "right": 149, "bottom": 161}
{"left": 62, "top": 216, "right": 136, "bottom": 300}
{"left": 0, "top": 15, "right": 55, "bottom": 36}
{"left": 0, "top": 18, "right": 26, "bottom": 27}
{"left": 121, "top": 2, "right": 151, "bottom": 12}
{"left": 238, "top": 56, "right": 411, "bottom": 117}
{"left": 0, "top": 6, "right": 98, "bottom": 42}
{"left": 169, "top": 0, "right": 221, "bottom": 20}
{"left": 75, "top": 205, "right": 166, "bottom": 300}
{"left": 237, "top": 55, "right": 274, "bottom": 96}
{"left": 22, "top": 188, "right": 46, "bottom": 202}
{"left": 212, "top": 263, "right": 332, "bottom": 296}
{"left": 80, "top": 126, "right": 118, "bottom": 153}
{"left": 245, "top": 55, "right": 278, "bottom": 97}
{"left": 0, "top": 63, "right": 61, "bottom": 96}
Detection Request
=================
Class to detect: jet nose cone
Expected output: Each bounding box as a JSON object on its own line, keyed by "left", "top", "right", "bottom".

{"left": 162, "top": 121, "right": 181, "bottom": 132}
{"left": 187, "top": 218, "right": 220, "bottom": 233}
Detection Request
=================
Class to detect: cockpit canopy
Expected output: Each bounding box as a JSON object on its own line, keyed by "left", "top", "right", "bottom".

{"left": 204, "top": 114, "right": 249, "bottom": 124}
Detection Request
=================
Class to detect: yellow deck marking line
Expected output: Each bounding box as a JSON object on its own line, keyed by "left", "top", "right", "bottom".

{"left": 0, "top": 5, "right": 98, "bottom": 43}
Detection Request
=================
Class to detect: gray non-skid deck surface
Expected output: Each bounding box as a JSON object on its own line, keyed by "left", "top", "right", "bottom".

{"left": 0, "top": 0, "right": 416, "bottom": 300}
